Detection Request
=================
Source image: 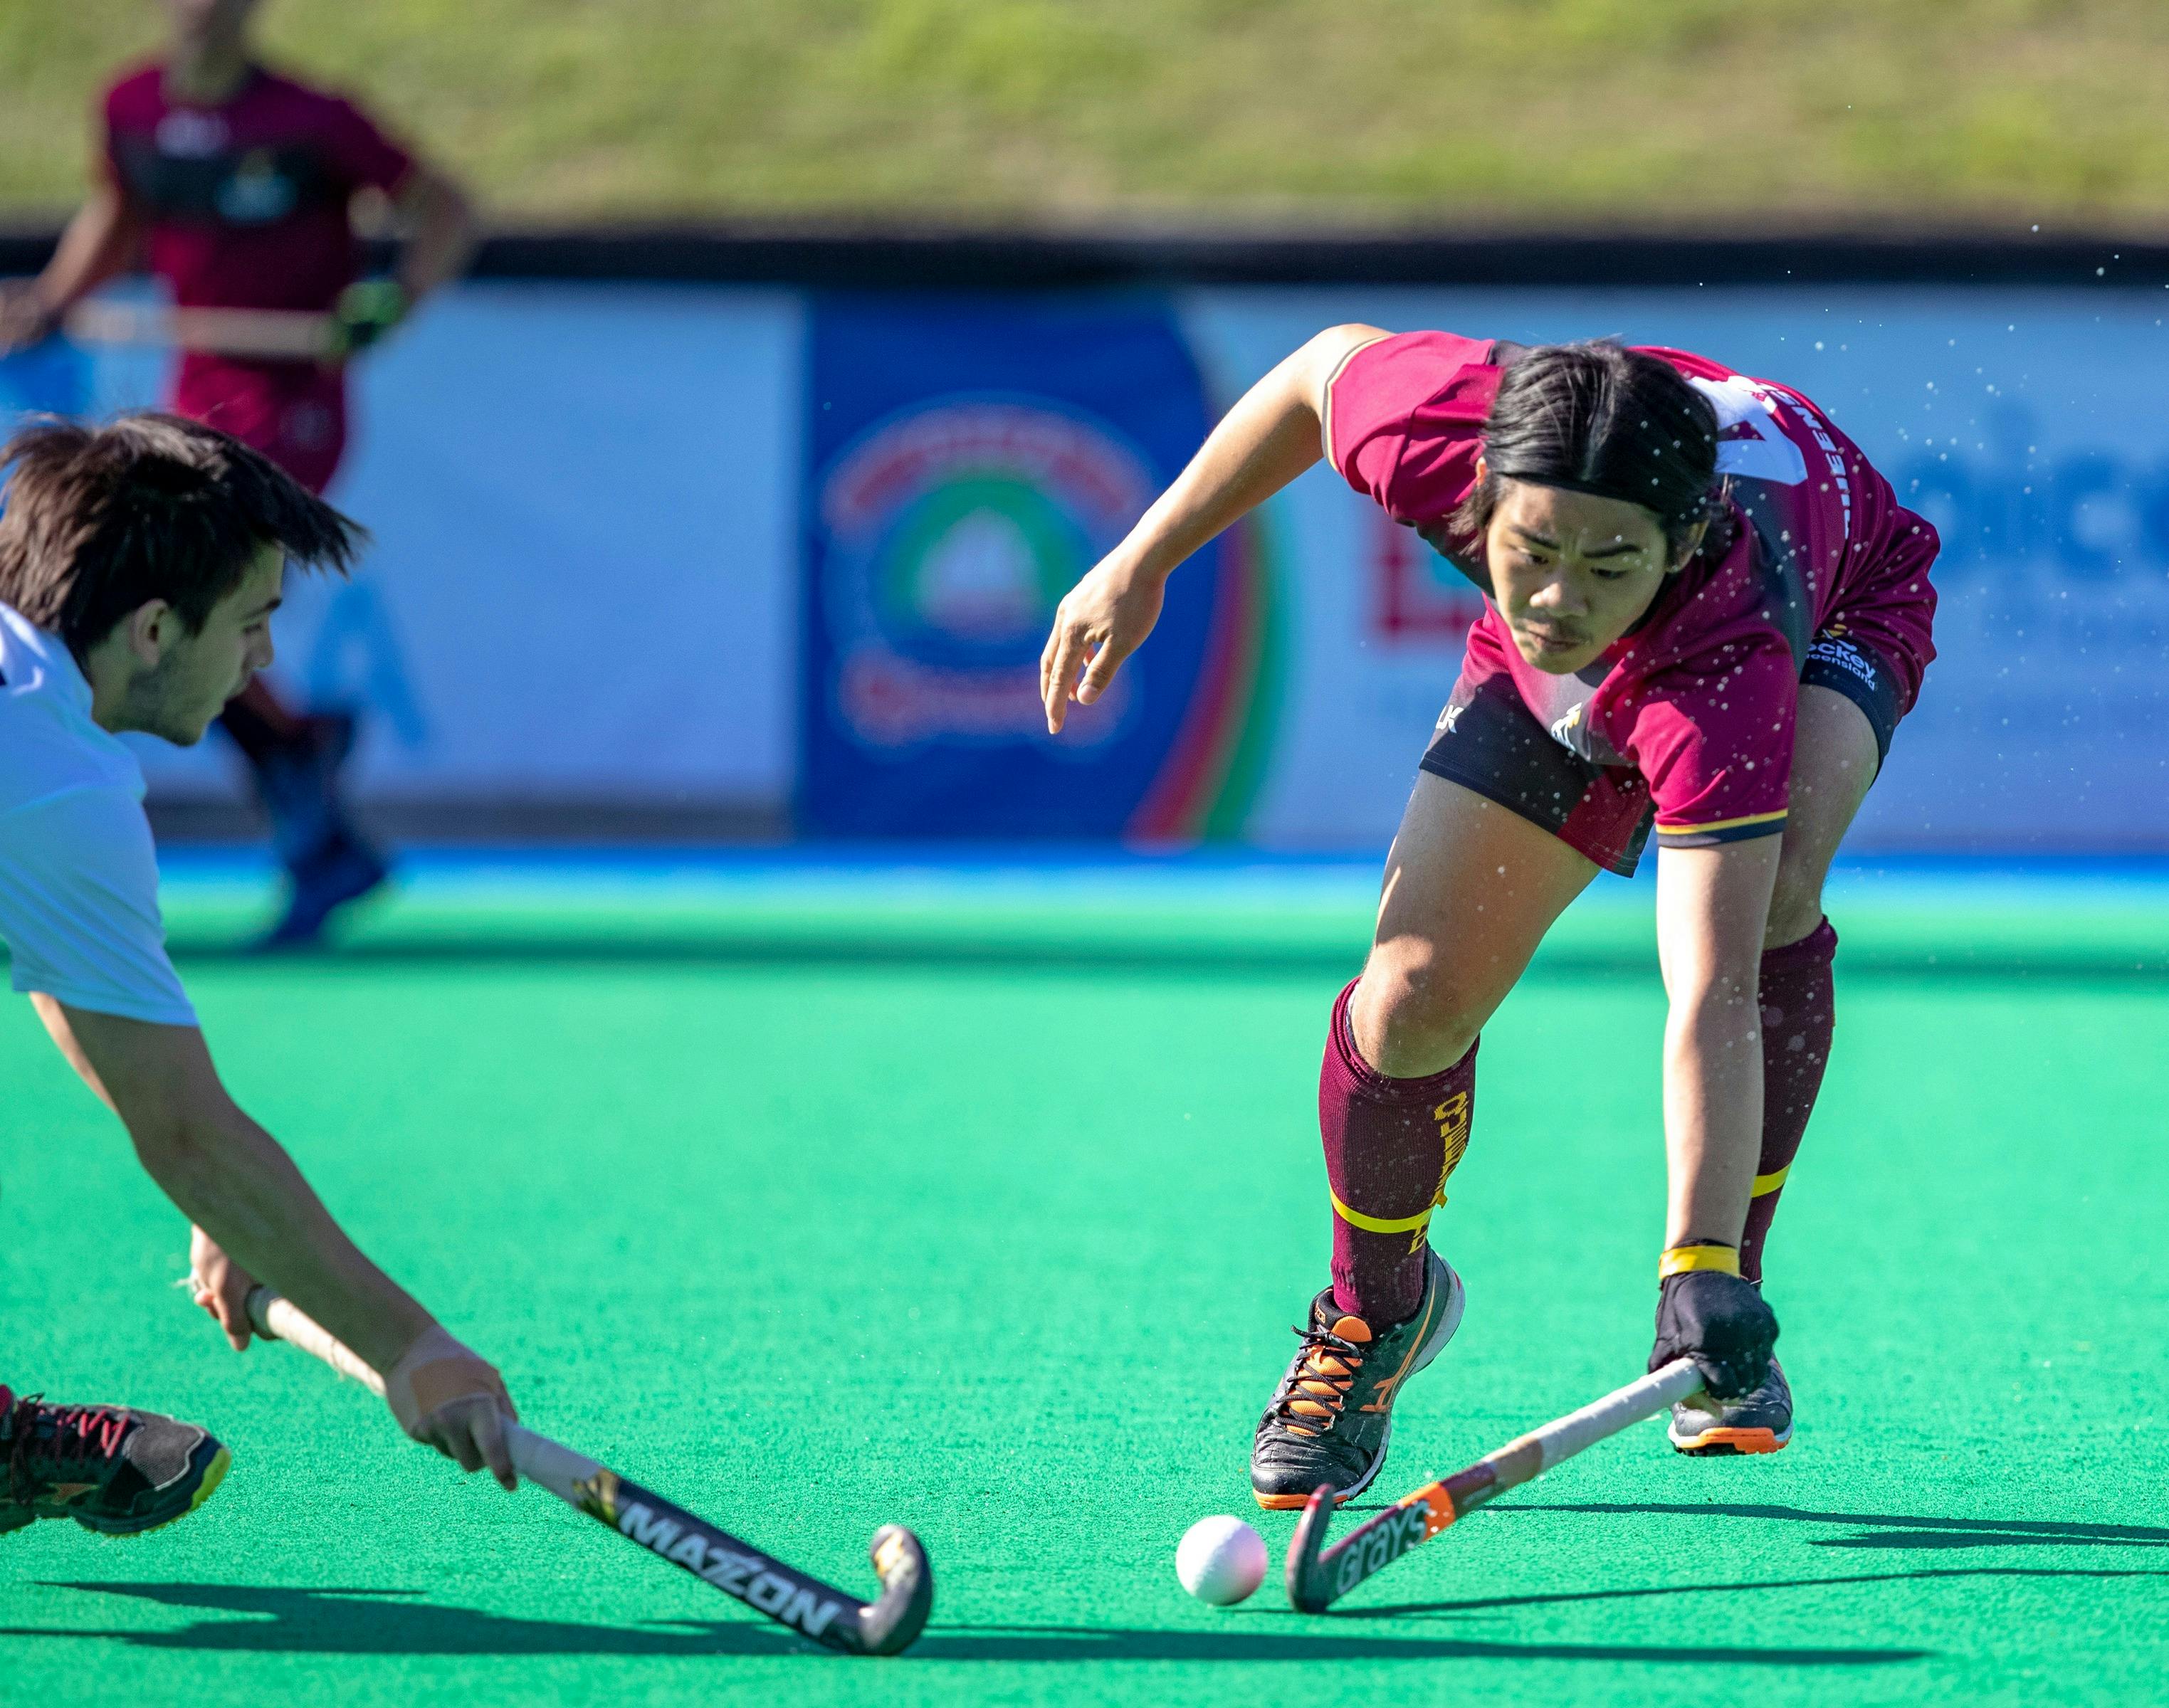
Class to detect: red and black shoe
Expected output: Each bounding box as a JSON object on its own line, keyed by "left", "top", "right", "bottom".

{"left": 0, "top": 1386, "right": 232, "bottom": 1536}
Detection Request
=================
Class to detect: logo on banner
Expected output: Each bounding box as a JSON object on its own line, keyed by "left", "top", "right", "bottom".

{"left": 818, "top": 401, "right": 1155, "bottom": 748}
{"left": 1372, "top": 511, "right": 1486, "bottom": 643}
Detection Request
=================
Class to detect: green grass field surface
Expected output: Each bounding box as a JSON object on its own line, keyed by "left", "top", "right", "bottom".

{"left": 9, "top": 3, "right": 2169, "bottom": 228}
{"left": 3, "top": 859, "right": 2165, "bottom": 1706}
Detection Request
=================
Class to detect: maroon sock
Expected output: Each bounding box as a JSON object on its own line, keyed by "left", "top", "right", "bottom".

{"left": 1320, "top": 978, "right": 1477, "bottom": 1323}
{"left": 1741, "top": 918, "right": 1838, "bottom": 1285}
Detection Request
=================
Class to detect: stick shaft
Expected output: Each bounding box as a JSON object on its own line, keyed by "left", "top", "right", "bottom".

{"left": 253, "top": 1291, "right": 384, "bottom": 1393}
{"left": 241, "top": 1287, "right": 921, "bottom": 1653}
{"left": 65, "top": 300, "right": 335, "bottom": 360}
{"left": 1449, "top": 1357, "right": 1708, "bottom": 1516}
{"left": 1289, "top": 1359, "right": 1703, "bottom": 1609}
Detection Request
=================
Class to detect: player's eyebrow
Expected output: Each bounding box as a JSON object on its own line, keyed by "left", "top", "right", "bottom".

{"left": 247, "top": 595, "right": 284, "bottom": 620}
{"left": 1507, "top": 527, "right": 1644, "bottom": 559}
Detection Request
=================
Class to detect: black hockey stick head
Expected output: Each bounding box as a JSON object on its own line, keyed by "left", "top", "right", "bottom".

{"left": 1288, "top": 1481, "right": 1443, "bottom": 1613}
{"left": 1286, "top": 1483, "right": 1340, "bottom": 1613}
{"left": 854, "top": 1523, "right": 933, "bottom": 1655}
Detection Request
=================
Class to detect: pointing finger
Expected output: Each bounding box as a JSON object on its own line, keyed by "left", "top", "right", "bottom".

{"left": 1043, "top": 626, "right": 1086, "bottom": 734}
{"left": 472, "top": 1403, "right": 518, "bottom": 1492}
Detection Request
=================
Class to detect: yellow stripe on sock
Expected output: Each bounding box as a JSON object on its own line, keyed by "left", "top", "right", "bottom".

{"left": 1330, "top": 1190, "right": 1434, "bottom": 1235}
{"left": 1751, "top": 1164, "right": 1792, "bottom": 1197}
{"left": 1660, "top": 1244, "right": 1742, "bottom": 1278}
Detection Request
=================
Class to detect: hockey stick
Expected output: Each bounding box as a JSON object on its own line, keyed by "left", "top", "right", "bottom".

{"left": 64, "top": 301, "right": 338, "bottom": 362}
{"left": 1286, "top": 1357, "right": 1704, "bottom": 1612}
{"left": 242, "top": 1286, "right": 933, "bottom": 1655}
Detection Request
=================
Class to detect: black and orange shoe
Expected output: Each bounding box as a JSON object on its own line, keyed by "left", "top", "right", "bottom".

{"left": 1250, "top": 1248, "right": 1465, "bottom": 1510}
{"left": 0, "top": 1386, "right": 232, "bottom": 1536}
{"left": 1669, "top": 1358, "right": 1793, "bottom": 1455}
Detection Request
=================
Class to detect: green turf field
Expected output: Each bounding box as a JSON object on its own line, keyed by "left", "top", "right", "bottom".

{"left": 4, "top": 861, "right": 2165, "bottom": 1705}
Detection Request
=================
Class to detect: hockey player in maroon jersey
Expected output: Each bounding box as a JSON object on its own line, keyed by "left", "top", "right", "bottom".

{"left": 1, "top": 0, "right": 476, "bottom": 944}
{"left": 1042, "top": 328, "right": 1936, "bottom": 1499}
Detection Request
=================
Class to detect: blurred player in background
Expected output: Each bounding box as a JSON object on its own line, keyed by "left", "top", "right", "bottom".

{"left": 0, "top": 415, "right": 515, "bottom": 1534}
{"left": 0, "top": 0, "right": 476, "bottom": 946}
{"left": 1044, "top": 327, "right": 1936, "bottom": 1502}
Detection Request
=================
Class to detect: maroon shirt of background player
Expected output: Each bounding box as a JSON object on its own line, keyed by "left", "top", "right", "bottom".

{"left": 1327, "top": 331, "right": 1939, "bottom": 870}
{"left": 100, "top": 63, "right": 416, "bottom": 495}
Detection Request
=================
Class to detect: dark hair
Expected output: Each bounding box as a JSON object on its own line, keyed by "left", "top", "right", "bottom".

{"left": 1453, "top": 341, "right": 1733, "bottom": 562}
{"left": 0, "top": 412, "right": 364, "bottom": 661}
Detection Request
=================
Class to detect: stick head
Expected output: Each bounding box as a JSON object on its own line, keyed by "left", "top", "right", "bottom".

{"left": 856, "top": 1523, "right": 933, "bottom": 1655}
{"left": 1284, "top": 1483, "right": 1339, "bottom": 1613}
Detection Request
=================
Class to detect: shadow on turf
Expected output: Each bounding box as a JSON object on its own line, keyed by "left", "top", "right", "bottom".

{"left": 160, "top": 934, "right": 2169, "bottom": 986}
{"left": 905, "top": 1623, "right": 1927, "bottom": 1665}
{"left": 1511, "top": 1502, "right": 2169, "bottom": 1551}
{"left": 1333, "top": 1564, "right": 2169, "bottom": 1623}
{"left": 6, "top": 1583, "right": 1927, "bottom": 1666}
{"left": 8, "top": 1584, "right": 801, "bottom": 1657}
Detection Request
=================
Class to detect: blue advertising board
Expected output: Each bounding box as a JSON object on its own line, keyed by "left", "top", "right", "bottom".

{"left": 800, "top": 296, "right": 1269, "bottom": 839}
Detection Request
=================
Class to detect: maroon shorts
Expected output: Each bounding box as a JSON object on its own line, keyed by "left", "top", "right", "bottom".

{"left": 175, "top": 356, "right": 347, "bottom": 496}
{"left": 1419, "top": 513, "right": 1940, "bottom": 878}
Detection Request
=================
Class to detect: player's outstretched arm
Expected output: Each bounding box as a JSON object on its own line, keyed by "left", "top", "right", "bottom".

{"left": 33, "top": 996, "right": 520, "bottom": 1489}
{"left": 1650, "top": 839, "right": 1783, "bottom": 1397}
{"left": 0, "top": 185, "right": 141, "bottom": 354}
{"left": 1039, "top": 322, "right": 1389, "bottom": 732}
{"left": 389, "top": 164, "right": 480, "bottom": 304}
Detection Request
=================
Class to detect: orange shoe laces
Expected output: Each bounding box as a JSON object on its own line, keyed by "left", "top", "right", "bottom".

{"left": 1269, "top": 1315, "right": 1375, "bottom": 1438}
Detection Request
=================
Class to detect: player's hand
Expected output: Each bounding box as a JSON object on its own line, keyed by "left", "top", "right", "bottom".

{"left": 1039, "top": 552, "right": 1167, "bottom": 734}
{"left": 1649, "top": 1268, "right": 1777, "bottom": 1400}
{"left": 384, "top": 1325, "right": 520, "bottom": 1491}
{"left": 0, "top": 280, "right": 60, "bottom": 356}
{"left": 189, "top": 1225, "right": 259, "bottom": 1351}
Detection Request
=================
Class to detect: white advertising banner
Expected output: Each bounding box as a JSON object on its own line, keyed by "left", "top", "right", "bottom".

{"left": 3, "top": 283, "right": 804, "bottom": 819}
{"left": 1182, "top": 287, "right": 2169, "bottom": 853}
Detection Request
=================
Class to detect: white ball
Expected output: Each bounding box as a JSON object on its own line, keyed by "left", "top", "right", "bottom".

{"left": 1176, "top": 1514, "right": 1269, "bottom": 1606}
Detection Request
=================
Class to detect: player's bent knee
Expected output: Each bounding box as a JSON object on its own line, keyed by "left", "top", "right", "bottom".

{"left": 1763, "top": 882, "right": 1828, "bottom": 951}
{"left": 1350, "top": 959, "right": 1483, "bottom": 1077}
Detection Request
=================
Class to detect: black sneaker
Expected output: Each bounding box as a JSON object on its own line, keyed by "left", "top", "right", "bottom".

{"left": 1251, "top": 1248, "right": 1465, "bottom": 1510}
{"left": 1669, "top": 1356, "right": 1792, "bottom": 1455}
{"left": 0, "top": 1386, "right": 232, "bottom": 1536}
{"left": 259, "top": 828, "right": 392, "bottom": 949}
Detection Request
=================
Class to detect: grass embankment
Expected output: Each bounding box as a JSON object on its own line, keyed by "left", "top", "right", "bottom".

{"left": 6, "top": 2, "right": 2168, "bottom": 231}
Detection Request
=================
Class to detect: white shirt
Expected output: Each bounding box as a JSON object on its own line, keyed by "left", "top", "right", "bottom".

{"left": 0, "top": 603, "right": 196, "bottom": 1026}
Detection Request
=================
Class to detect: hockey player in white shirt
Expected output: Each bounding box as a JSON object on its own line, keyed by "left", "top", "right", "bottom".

{"left": 0, "top": 414, "right": 518, "bottom": 1536}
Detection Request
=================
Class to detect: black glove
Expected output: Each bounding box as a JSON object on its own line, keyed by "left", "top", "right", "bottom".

{"left": 1649, "top": 1269, "right": 1777, "bottom": 1400}
{"left": 332, "top": 279, "right": 409, "bottom": 357}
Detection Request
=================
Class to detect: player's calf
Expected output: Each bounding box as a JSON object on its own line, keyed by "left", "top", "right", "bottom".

{"left": 0, "top": 1385, "right": 231, "bottom": 1535}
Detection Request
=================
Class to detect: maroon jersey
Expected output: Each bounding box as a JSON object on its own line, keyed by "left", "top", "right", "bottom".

{"left": 100, "top": 63, "right": 415, "bottom": 490}
{"left": 1328, "top": 331, "right": 1938, "bottom": 850}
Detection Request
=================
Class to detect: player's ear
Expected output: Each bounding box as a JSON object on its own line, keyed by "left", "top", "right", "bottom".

{"left": 126, "top": 599, "right": 179, "bottom": 665}
{"left": 1667, "top": 520, "right": 1708, "bottom": 574}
